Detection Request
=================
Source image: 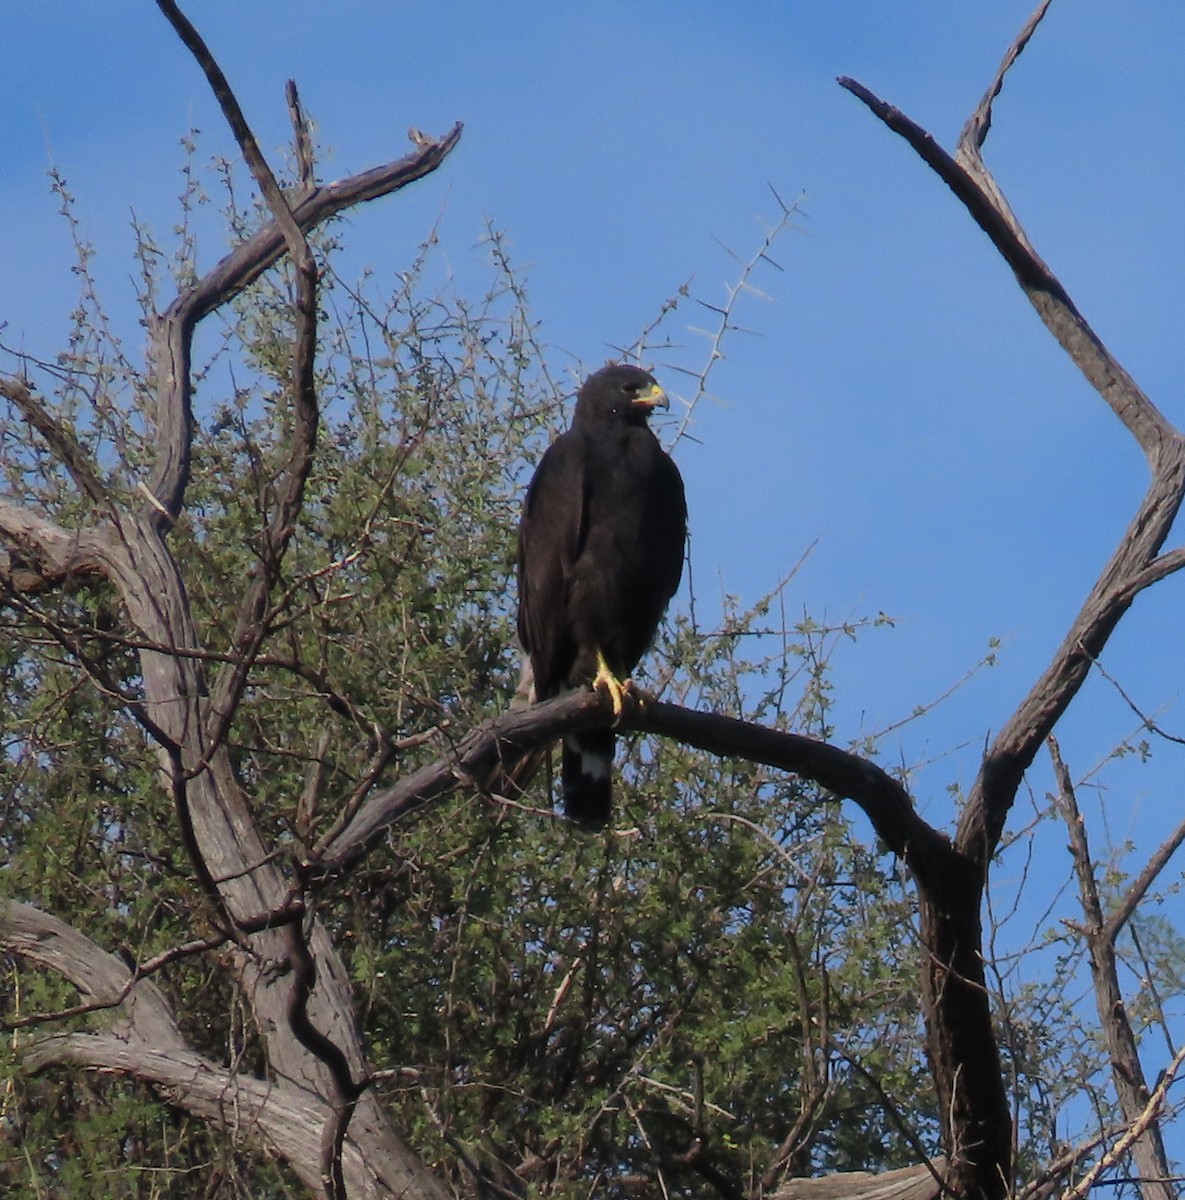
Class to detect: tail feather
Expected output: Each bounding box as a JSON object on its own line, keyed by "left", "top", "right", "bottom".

{"left": 562, "top": 730, "right": 614, "bottom": 829}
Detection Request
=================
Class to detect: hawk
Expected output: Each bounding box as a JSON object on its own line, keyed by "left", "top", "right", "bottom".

{"left": 517, "top": 364, "right": 687, "bottom": 827}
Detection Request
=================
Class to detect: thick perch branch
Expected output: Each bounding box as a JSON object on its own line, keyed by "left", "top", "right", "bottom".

{"left": 319, "top": 689, "right": 954, "bottom": 880}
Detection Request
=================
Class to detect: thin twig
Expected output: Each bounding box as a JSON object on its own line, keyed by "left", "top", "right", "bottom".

{"left": 1058, "top": 1044, "right": 1185, "bottom": 1200}
{"left": 0, "top": 378, "right": 107, "bottom": 505}
{"left": 1, "top": 932, "right": 230, "bottom": 1032}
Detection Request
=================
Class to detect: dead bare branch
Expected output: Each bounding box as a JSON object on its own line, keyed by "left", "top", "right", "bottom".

{"left": 1050, "top": 736, "right": 1179, "bottom": 1200}
{"left": 838, "top": 68, "right": 1177, "bottom": 460}
{"left": 155, "top": 0, "right": 309, "bottom": 264}
{"left": 143, "top": 109, "right": 461, "bottom": 525}
{"left": 1110, "top": 811, "right": 1185, "bottom": 941}
{"left": 959, "top": 0, "right": 1055, "bottom": 173}
{"left": 835, "top": 6, "right": 1185, "bottom": 1192}
{"left": 287, "top": 79, "right": 316, "bottom": 191}
{"left": 838, "top": 10, "right": 1185, "bottom": 875}
{"left": 1058, "top": 1043, "right": 1185, "bottom": 1200}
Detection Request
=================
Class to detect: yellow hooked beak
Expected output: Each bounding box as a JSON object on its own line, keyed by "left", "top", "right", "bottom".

{"left": 631, "top": 382, "right": 669, "bottom": 411}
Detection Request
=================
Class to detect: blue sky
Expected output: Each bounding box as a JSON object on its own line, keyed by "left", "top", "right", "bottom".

{"left": 4, "top": 0, "right": 1184, "bottom": 1151}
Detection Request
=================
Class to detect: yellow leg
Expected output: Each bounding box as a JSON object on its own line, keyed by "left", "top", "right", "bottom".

{"left": 592, "top": 650, "right": 632, "bottom": 720}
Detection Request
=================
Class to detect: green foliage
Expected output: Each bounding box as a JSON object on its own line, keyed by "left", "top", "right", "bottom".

{"left": 2, "top": 1065, "right": 305, "bottom": 1199}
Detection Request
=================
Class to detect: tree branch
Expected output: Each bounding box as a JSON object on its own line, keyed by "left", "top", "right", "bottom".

{"left": 288, "top": 80, "right": 316, "bottom": 191}
{"left": 143, "top": 42, "right": 461, "bottom": 527}
{"left": 1050, "top": 737, "right": 1178, "bottom": 1200}
{"left": 960, "top": 456, "right": 1185, "bottom": 863}
{"left": 0, "top": 901, "right": 187, "bottom": 1052}
{"left": 958, "top": 0, "right": 1054, "bottom": 167}
{"left": 834, "top": 8, "right": 1185, "bottom": 1191}
{"left": 1058, "top": 1043, "right": 1185, "bottom": 1200}
{"left": 838, "top": 64, "right": 1176, "bottom": 459}
{"left": 21, "top": 1032, "right": 368, "bottom": 1198}
{"left": 3, "top": 897, "right": 445, "bottom": 1199}
{"left": 198, "top": 94, "right": 322, "bottom": 756}
{"left": 317, "top": 689, "right": 953, "bottom": 883}
{"left": 0, "top": 377, "right": 108, "bottom": 506}
{"left": 0, "top": 500, "right": 108, "bottom": 593}
{"left": 144, "top": 26, "right": 367, "bottom": 1191}
{"left": 155, "top": 0, "right": 307, "bottom": 261}
{"left": 838, "top": 13, "right": 1185, "bottom": 870}
{"left": 1105, "top": 810, "right": 1185, "bottom": 943}
{"left": 10, "top": 14, "right": 462, "bottom": 1195}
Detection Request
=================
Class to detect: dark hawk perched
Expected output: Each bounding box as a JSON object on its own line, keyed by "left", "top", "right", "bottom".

{"left": 516, "top": 363, "right": 687, "bottom": 828}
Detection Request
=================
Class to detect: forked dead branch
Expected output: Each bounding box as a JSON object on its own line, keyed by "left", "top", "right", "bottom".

{"left": 834, "top": 2, "right": 1185, "bottom": 1196}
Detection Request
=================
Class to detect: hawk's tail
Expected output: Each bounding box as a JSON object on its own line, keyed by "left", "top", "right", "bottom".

{"left": 562, "top": 730, "right": 613, "bottom": 829}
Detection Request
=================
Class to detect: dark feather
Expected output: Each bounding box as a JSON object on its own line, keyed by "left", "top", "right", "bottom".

{"left": 517, "top": 364, "right": 687, "bottom": 827}
{"left": 562, "top": 728, "right": 614, "bottom": 828}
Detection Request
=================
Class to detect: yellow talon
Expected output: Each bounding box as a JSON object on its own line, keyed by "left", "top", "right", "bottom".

{"left": 592, "top": 650, "right": 631, "bottom": 720}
